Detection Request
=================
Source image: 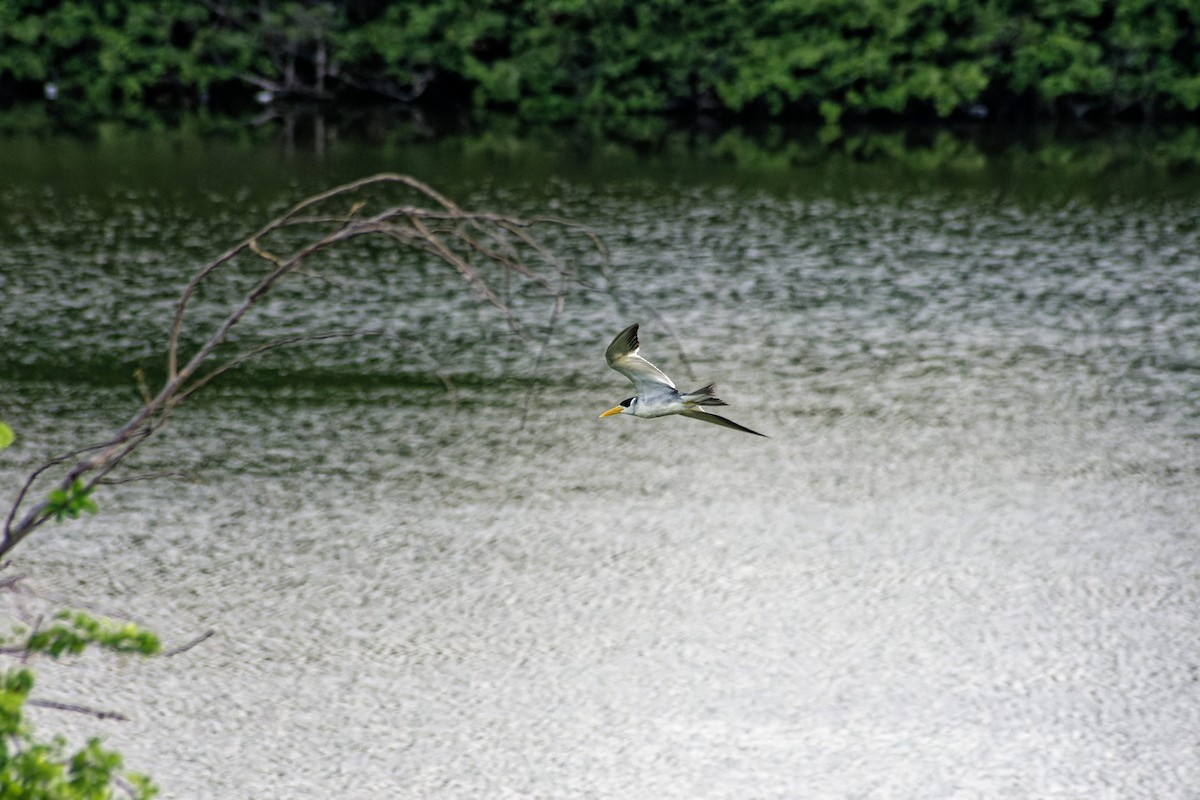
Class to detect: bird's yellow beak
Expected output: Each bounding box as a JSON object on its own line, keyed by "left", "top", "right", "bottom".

{"left": 599, "top": 406, "right": 624, "bottom": 418}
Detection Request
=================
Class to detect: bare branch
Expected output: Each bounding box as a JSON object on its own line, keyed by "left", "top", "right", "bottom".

{"left": 27, "top": 699, "right": 131, "bottom": 722}
{"left": 3, "top": 174, "right": 603, "bottom": 559}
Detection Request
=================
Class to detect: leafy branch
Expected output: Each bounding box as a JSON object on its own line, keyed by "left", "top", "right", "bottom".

{"left": 0, "top": 607, "right": 167, "bottom": 799}
{"left": 19, "top": 610, "right": 161, "bottom": 660}
{"left": 1, "top": 173, "right": 602, "bottom": 559}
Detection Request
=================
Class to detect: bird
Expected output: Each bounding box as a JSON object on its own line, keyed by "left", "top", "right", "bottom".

{"left": 599, "top": 323, "right": 768, "bottom": 437}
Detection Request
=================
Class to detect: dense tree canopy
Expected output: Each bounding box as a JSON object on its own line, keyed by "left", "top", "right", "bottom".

{"left": 1, "top": 0, "right": 1198, "bottom": 125}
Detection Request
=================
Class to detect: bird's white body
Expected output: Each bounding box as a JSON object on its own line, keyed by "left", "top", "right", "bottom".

{"left": 616, "top": 385, "right": 723, "bottom": 418}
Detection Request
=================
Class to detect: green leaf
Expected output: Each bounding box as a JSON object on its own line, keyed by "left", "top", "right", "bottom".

{"left": 0, "top": 422, "right": 13, "bottom": 450}
{"left": 45, "top": 480, "right": 99, "bottom": 523}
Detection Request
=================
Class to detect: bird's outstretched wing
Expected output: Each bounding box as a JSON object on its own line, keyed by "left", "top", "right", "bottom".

{"left": 605, "top": 323, "right": 676, "bottom": 393}
{"left": 680, "top": 409, "right": 769, "bottom": 437}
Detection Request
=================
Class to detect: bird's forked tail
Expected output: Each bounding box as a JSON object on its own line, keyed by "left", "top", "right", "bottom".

{"left": 681, "top": 383, "right": 728, "bottom": 407}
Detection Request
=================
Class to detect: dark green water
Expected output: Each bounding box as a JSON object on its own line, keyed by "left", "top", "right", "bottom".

{"left": 1, "top": 127, "right": 1198, "bottom": 798}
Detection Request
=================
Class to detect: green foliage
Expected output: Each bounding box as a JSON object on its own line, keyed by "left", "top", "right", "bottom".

{"left": 24, "top": 612, "right": 160, "bottom": 660}
{"left": 0, "top": 0, "right": 1198, "bottom": 124}
{"left": 0, "top": 612, "right": 159, "bottom": 798}
{"left": 44, "top": 482, "right": 97, "bottom": 524}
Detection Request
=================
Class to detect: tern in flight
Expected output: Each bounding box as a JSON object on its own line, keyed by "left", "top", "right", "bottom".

{"left": 599, "top": 323, "right": 768, "bottom": 437}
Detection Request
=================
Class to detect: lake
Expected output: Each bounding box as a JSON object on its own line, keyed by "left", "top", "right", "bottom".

{"left": 1, "top": 124, "right": 1198, "bottom": 798}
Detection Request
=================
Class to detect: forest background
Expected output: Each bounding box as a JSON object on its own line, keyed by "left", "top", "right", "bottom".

{"left": 1, "top": 0, "right": 1198, "bottom": 131}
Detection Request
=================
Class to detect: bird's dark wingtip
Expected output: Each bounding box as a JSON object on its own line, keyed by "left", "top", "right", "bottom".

{"left": 621, "top": 322, "right": 639, "bottom": 348}
{"left": 607, "top": 323, "right": 641, "bottom": 361}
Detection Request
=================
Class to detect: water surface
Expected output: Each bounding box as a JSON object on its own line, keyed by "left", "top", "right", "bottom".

{"left": 1, "top": 131, "right": 1197, "bottom": 798}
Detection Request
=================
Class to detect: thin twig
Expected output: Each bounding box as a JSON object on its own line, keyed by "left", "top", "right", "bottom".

{"left": 174, "top": 328, "right": 386, "bottom": 403}
{"left": 27, "top": 699, "right": 130, "bottom": 722}
{"left": 98, "top": 470, "right": 194, "bottom": 486}
{"left": 161, "top": 630, "right": 215, "bottom": 658}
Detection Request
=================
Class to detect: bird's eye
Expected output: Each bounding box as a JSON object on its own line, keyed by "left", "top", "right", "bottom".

{"left": 621, "top": 398, "right": 633, "bottom": 407}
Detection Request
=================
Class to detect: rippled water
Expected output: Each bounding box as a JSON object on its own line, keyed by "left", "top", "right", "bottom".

{"left": 1, "top": 133, "right": 1198, "bottom": 798}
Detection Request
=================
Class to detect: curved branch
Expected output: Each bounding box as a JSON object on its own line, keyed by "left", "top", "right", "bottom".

{"left": 3, "top": 174, "right": 603, "bottom": 559}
